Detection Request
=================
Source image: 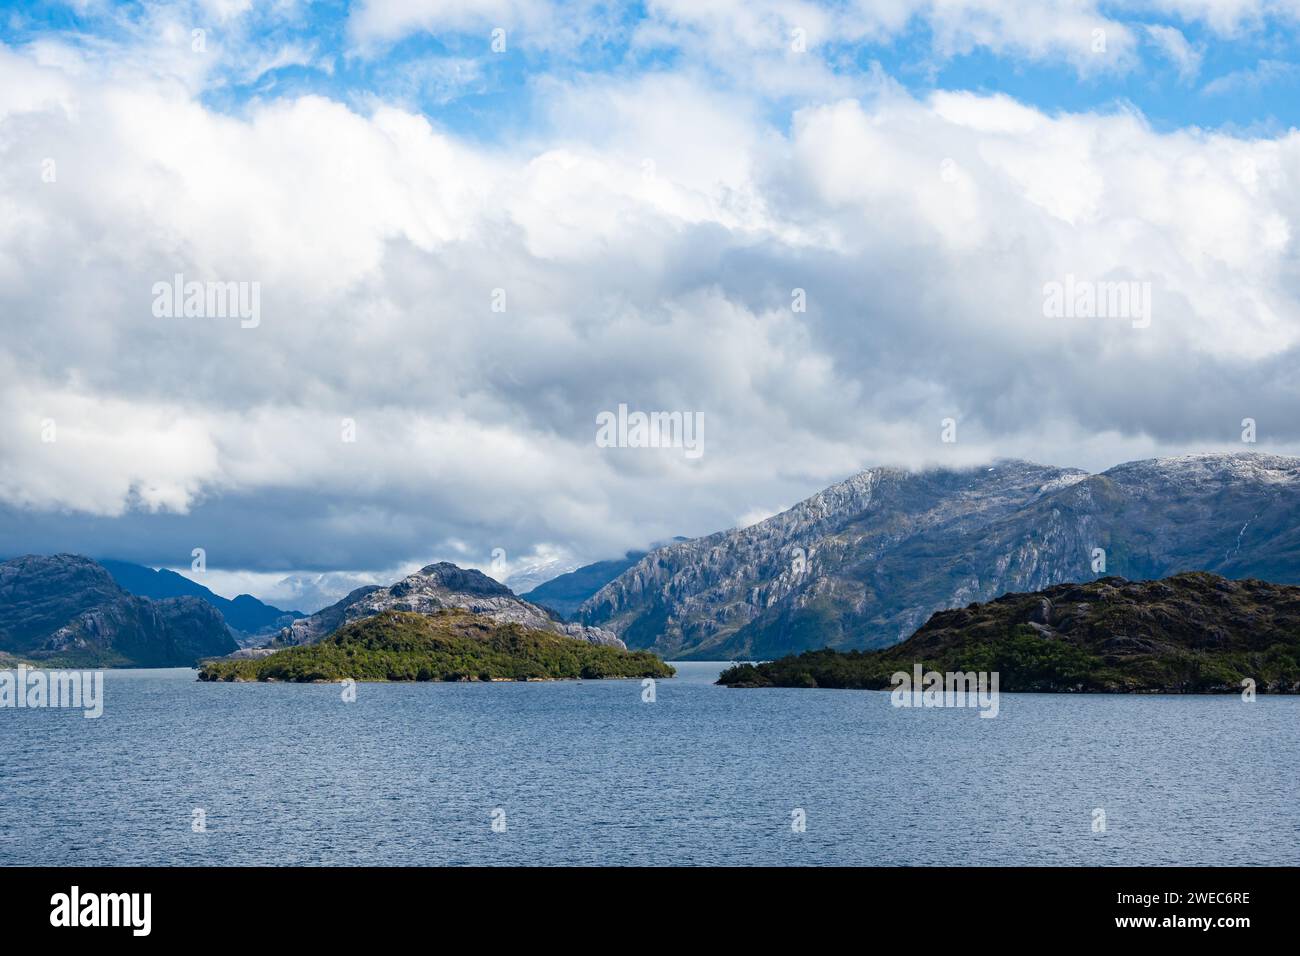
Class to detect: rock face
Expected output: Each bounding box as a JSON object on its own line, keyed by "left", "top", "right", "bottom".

{"left": 275, "top": 562, "right": 626, "bottom": 649}
{"left": 0, "top": 554, "right": 238, "bottom": 666}
{"left": 579, "top": 452, "right": 1300, "bottom": 660}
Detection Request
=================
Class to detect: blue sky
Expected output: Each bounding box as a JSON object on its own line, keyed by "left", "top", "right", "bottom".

{"left": 1, "top": 1, "right": 1299, "bottom": 609}
{"left": 4, "top": 1, "right": 1299, "bottom": 137}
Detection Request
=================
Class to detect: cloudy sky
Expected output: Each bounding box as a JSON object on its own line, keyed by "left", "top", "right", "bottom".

{"left": 1, "top": 0, "right": 1299, "bottom": 610}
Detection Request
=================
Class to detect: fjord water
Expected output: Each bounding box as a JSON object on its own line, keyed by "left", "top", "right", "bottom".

{"left": 2, "top": 663, "right": 1296, "bottom": 866}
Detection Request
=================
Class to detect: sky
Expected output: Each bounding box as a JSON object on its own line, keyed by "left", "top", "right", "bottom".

{"left": 0, "top": 0, "right": 1298, "bottom": 610}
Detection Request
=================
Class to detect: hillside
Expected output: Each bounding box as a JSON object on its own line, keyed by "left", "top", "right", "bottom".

{"left": 717, "top": 573, "right": 1300, "bottom": 693}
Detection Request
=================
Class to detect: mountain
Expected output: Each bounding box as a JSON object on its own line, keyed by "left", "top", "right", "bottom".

{"left": 98, "top": 559, "right": 304, "bottom": 642}
{"left": 522, "top": 550, "right": 650, "bottom": 617}
{"left": 521, "top": 539, "right": 691, "bottom": 618}
{"left": 256, "top": 570, "right": 383, "bottom": 616}
{"left": 578, "top": 453, "right": 1300, "bottom": 660}
{"left": 499, "top": 554, "right": 584, "bottom": 598}
{"left": 200, "top": 609, "right": 673, "bottom": 683}
{"left": 275, "top": 561, "right": 626, "bottom": 649}
{"left": 717, "top": 573, "right": 1300, "bottom": 693}
{"left": 0, "top": 554, "right": 238, "bottom": 667}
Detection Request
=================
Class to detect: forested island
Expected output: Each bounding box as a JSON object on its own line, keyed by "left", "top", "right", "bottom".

{"left": 718, "top": 573, "right": 1300, "bottom": 693}
{"left": 199, "top": 609, "right": 674, "bottom": 683}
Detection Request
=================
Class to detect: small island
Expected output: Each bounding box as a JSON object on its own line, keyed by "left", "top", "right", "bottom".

{"left": 199, "top": 609, "right": 674, "bottom": 683}
{"left": 718, "top": 573, "right": 1300, "bottom": 693}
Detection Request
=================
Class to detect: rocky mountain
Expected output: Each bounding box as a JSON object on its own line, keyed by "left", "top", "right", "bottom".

{"left": 0, "top": 554, "right": 238, "bottom": 666}
{"left": 718, "top": 573, "right": 1300, "bottom": 693}
{"left": 579, "top": 453, "right": 1300, "bottom": 660}
{"left": 275, "top": 561, "right": 626, "bottom": 649}
{"left": 99, "top": 558, "right": 303, "bottom": 643}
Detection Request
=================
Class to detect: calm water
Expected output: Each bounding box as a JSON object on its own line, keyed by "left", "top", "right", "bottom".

{"left": 2, "top": 663, "right": 1296, "bottom": 866}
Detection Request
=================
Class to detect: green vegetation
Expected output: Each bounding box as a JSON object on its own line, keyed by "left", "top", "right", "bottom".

{"left": 719, "top": 573, "right": 1300, "bottom": 693}
{"left": 1, "top": 646, "right": 131, "bottom": 669}
{"left": 718, "top": 631, "right": 1106, "bottom": 692}
{"left": 198, "top": 609, "right": 675, "bottom": 683}
{"left": 0, "top": 650, "right": 38, "bottom": 669}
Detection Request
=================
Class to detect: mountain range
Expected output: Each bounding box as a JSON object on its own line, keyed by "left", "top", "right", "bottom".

{"left": 98, "top": 559, "right": 303, "bottom": 643}
{"left": 577, "top": 452, "right": 1300, "bottom": 660}
{"left": 0, "top": 554, "right": 237, "bottom": 666}
{"left": 6, "top": 453, "right": 1300, "bottom": 668}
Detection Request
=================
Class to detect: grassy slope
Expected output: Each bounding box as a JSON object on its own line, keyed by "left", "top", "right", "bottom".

{"left": 718, "top": 573, "right": 1300, "bottom": 693}
{"left": 199, "top": 609, "right": 675, "bottom": 683}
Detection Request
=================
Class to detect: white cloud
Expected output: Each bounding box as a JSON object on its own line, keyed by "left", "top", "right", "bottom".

{"left": 238, "top": 41, "right": 318, "bottom": 84}
{"left": 347, "top": 0, "right": 615, "bottom": 53}
{"left": 1143, "top": 23, "right": 1202, "bottom": 81}
{"left": 1202, "top": 58, "right": 1298, "bottom": 95}
{"left": 353, "top": 0, "right": 1144, "bottom": 75}
{"left": 1133, "top": 0, "right": 1300, "bottom": 35}
{"left": 2, "top": 39, "right": 1300, "bottom": 580}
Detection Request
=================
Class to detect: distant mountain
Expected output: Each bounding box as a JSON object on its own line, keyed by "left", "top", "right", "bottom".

{"left": 522, "top": 550, "right": 650, "bottom": 617}
{"left": 0, "top": 554, "right": 237, "bottom": 667}
{"left": 521, "top": 539, "right": 690, "bottom": 618}
{"left": 258, "top": 571, "right": 382, "bottom": 616}
{"left": 718, "top": 573, "right": 1300, "bottom": 693}
{"left": 99, "top": 559, "right": 303, "bottom": 642}
{"left": 275, "top": 562, "right": 626, "bottom": 649}
{"left": 201, "top": 609, "right": 673, "bottom": 683}
{"left": 579, "top": 453, "right": 1300, "bottom": 660}
{"left": 499, "top": 555, "right": 584, "bottom": 598}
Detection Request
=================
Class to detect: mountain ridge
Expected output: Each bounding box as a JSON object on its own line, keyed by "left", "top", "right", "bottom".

{"left": 579, "top": 452, "right": 1300, "bottom": 659}
{"left": 98, "top": 559, "right": 304, "bottom": 643}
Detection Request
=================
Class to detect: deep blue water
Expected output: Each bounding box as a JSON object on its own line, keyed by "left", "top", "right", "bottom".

{"left": 2, "top": 663, "right": 1297, "bottom": 866}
